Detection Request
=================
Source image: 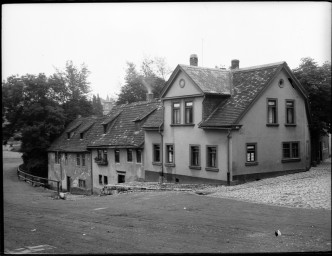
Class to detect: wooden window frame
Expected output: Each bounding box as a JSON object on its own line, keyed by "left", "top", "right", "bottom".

{"left": 206, "top": 145, "right": 218, "bottom": 171}
{"left": 76, "top": 153, "right": 80, "bottom": 166}
{"left": 245, "top": 143, "right": 258, "bottom": 166}
{"left": 184, "top": 100, "right": 194, "bottom": 124}
{"left": 165, "top": 144, "right": 175, "bottom": 166}
{"left": 282, "top": 141, "right": 300, "bottom": 162}
{"left": 153, "top": 144, "right": 161, "bottom": 163}
{"left": 78, "top": 179, "right": 86, "bottom": 188}
{"left": 189, "top": 144, "right": 201, "bottom": 170}
{"left": 136, "top": 149, "right": 142, "bottom": 163}
{"left": 127, "top": 149, "right": 133, "bottom": 162}
{"left": 115, "top": 149, "right": 120, "bottom": 163}
{"left": 82, "top": 153, "right": 86, "bottom": 166}
{"left": 172, "top": 102, "right": 181, "bottom": 124}
{"left": 285, "top": 99, "right": 296, "bottom": 126}
{"left": 266, "top": 98, "right": 278, "bottom": 126}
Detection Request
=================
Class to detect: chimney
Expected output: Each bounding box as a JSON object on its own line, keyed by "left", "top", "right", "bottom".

{"left": 146, "top": 93, "right": 154, "bottom": 101}
{"left": 231, "top": 59, "right": 239, "bottom": 69}
{"left": 190, "top": 54, "right": 198, "bottom": 66}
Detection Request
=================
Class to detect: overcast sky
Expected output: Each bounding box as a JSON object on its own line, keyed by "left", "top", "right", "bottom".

{"left": 2, "top": 2, "right": 331, "bottom": 99}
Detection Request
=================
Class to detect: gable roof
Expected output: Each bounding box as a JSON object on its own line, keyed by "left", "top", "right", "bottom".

{"left": 48, "top": 116, "right": 100, "bottom": 152}
{"left": 87, "top": 100, "right": 161, "bottom": 148}
{"left": 161, "top": 64, "right": 232, "bottom": 97}
{"left": 200, "top": 61, "right": 310, "bottom": 128}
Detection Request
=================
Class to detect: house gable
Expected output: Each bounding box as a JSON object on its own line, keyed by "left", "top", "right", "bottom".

{"left": 162, "top": 69, "right": 203, "bottom": 99}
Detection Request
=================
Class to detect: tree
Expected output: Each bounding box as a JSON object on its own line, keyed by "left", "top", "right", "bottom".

{"left": 2, "top": 74, "right": 65, "bottom": 176}
{"left": 116, "top": 57, "right": 170, "bottom": 105}
{"left": 293, "top": 57, "right": 331, "bottom": 163}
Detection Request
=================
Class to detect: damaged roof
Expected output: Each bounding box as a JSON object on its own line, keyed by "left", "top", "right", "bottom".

{"left": 161, "top": 64, "right": 232, "bottom": 97}
{"left": 87, "top": 100, "right": 161, "bottom": 148}
{"left": 47, "top": 116, "right": 100, "bottom": 152}
{"left": 200, "top": 62, "right": 285, "bottom": 127}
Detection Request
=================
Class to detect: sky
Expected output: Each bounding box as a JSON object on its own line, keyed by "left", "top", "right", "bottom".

{"left": 2, "top": 2, "right": 331, "bottom": 100}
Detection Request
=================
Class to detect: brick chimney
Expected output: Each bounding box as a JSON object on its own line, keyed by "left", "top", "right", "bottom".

{"left": 231, "top": 59, "right": 239, "bottom": 69}
{"left": 190, "top": 54, "right": 198, "bottom": 66}
{"left": 146, "top": 93, "right": 154, "bottom": 101}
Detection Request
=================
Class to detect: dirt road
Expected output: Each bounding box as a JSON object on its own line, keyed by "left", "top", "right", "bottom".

{"left": 3, "top": 154, "right": 331, "bottom": 253}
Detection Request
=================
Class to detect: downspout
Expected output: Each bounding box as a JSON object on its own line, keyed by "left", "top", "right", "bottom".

{"left": 158, "top": 105, "right": 164, "bottom": 184}
{"left": 90, "top": 150, "right": 93, "bottom": 195}
{"left": 227, "top": 129, "right": 232, "bottom": 186}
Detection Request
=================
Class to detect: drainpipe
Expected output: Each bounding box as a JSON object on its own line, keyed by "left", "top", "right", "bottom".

{"left": 227, "top": 129, "right": 232, "bottom": 186}
{"left": 90, "top": 150, "right": 93, "bottom": 195}
{"left": 158, "top": 105, "right": 164, "bottom": 184}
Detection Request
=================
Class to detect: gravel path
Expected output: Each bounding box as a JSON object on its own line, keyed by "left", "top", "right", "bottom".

{"left": 201, "top": 159, "right": 331, "bottom": 210}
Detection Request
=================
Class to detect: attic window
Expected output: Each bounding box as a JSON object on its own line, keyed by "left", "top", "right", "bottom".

{"left": 67, "top": 132, "right": 71, "bottom": 139}
{"left": 80, "top": 133, "right": 84, "bottom": 139}
{"left": 278, "top": 79, "right": 284, "bottom": 88}
{"left": 103, "top": 124, "right": 107, "bottom": 134}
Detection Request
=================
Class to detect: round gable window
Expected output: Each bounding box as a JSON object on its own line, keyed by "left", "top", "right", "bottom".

{"left": 278, "top": 79, "right": 284, "bottom": 88}
{"left": 179, "top": 79, "right": 185, "bottom": 88}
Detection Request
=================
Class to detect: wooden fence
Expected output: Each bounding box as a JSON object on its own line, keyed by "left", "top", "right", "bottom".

{"left": 17, "top": 166, "right": 60, "bottom": 195}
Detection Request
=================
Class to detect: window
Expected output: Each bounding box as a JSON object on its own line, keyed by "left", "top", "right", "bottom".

{"left": 65, "top": 153, "right": 68, "bottom": 165}
{"left": 286, "top": 100, "right": 295, "bottom": 124}
{"left": 76, "top": 153, "right": 80, "bottom": 166}
{"left": 172, "top": 102, "right": 181, "bottom": 124}
{"left": 136, "top": 149, "right": 142, "bottom": 163}
{"left": 67, "top": 132, "right": 70, "bottom": 139}
{"left": 267, "top": 99, "right": 278, "bottom": 124}
{"left": 103, "top": 150, "right": 108, "bottom": 162}
{"left": 115, "top": 149, "right": 120, "bottom": 163}
{"left": 207, "top": 146, "right": 217, "bottom": 168}
{"left": 55, "top": 152, "right": 61, "bottom": 164}
{"left": 282, "top": 142, "right": 300, "bottom": 160}
{"left": 127, "top": 149, "right": 133, "bottom": 162}
{"left": 97, "top": 149, "right": 102, "bottom": 160}
{"left": 80, "top": 133, "right": 84, "bottom": 139}
{"left": 190, "top": 145, "right": 200, "bottom": 168}
{"left": 246, "top": 144, "right": 257, "bottom": 162}
{"left": 185, "top": 101, "right": 193, "bottom": 124}
{"left": 79, "top": 179, "right": 86, "bottom": 188}
{"left": 153, "top": 144, "right": 161, "bottom": 162}
{"left": 166, "top": 144, "right": 174, "bottom": 163}
{"left": 99, "top": 175, "right": 103, "bottom": 185}
{"left": 103, "top": 124, "right": 107, "bottom": 134}
{"left": 82, "top": 153, "right": 85, "bottom": 166}
{"left": 104, "top": 176, "right": 108, "bottom": 185}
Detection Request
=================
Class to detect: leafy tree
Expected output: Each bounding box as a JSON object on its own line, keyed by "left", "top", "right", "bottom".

{"left": 293, "top": 57, "right": 331, "bottom": 163}
{"left": 116, "top": 57, "right": 170, "bottom": 105}
{"left": 2, "top": 74, "right": 65, "bottom": 176}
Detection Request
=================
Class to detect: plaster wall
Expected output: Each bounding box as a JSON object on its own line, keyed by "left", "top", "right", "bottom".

{"left": 144, "top": 131, "right": 162, "bottom": 181}
{"left": 162, "top": 97, "right": 228, "bottom": 182}
{"left": 91, "top": 148, "right": 144, "bottom": 192}
{"left": 232, "top": 69, "right": 311, "bottom": 177}
{"left": 164, "top": 71, "right": 202, "bottom": 98}
{"left": 48, "top": 152, "right": 92, "bottom": 194}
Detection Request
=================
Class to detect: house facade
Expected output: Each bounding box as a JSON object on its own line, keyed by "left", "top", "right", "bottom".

{"left": 47, "top": 116, "right": 100, "bottom": 194}
{"left": 142, "top": 55, "right": 311, "bottom": 184}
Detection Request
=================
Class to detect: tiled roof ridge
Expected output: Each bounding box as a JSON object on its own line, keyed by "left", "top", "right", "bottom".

{"left": 231, "top": 61, "right": 285, "bottom": 73}
{"left": 179, "top": 64, "right": 230, "bottom": 72}
{"left": 179, "top": 61, "right": 285, "bottom": 73}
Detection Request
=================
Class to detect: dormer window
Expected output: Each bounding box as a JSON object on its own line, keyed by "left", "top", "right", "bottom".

{"left": 172, "top": 102, "right": 181, "bottom": 124}
{"left": 67, "top": 132, "right": 71, "bottom": 139}
{"left": 80, "top": 133, "right": 84, "bottom": 139}
{"left": 103, "top": 124, "right": 107, "bottom": 134}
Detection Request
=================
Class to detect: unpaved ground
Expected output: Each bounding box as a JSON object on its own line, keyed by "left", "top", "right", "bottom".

{"left": 200, "top": 159, "right": 331, "bottom": 210}
{"left": 3, "top": 153, "right": 331, "bottom": 253}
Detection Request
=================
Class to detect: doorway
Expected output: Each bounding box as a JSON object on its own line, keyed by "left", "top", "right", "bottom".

{"left": 67, "top": 176, "right": 71, "bottom": 192}
{"left": 118, "top": 174, "right": 125, "bottom": 183}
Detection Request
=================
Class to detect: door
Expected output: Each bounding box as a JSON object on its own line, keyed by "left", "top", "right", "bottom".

{"left": 67, "top": 176, "right": 71, "bottom": 192}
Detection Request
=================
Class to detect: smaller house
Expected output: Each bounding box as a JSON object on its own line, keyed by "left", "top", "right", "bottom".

{"left": 47, "top": 116, "right": 101, "bottom": 194}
